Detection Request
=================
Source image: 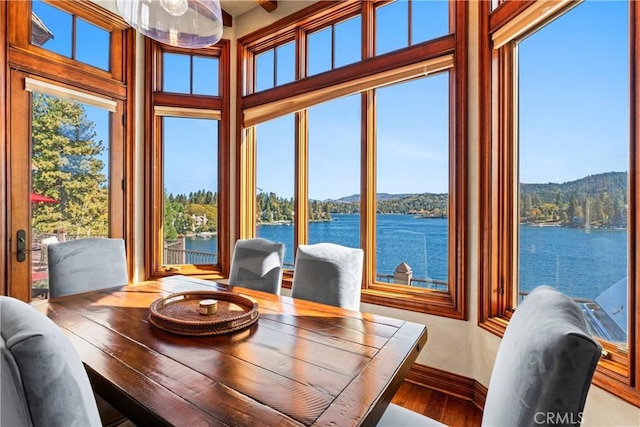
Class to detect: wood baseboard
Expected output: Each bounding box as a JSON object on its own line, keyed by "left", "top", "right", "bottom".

{"left": 405, "top": 363, "right": 487, "bottom": 411}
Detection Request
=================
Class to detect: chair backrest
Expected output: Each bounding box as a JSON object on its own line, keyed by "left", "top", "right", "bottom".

{"left": 47, "top": 237, "right": 128, "bottom": 298}
{"left": 228, "top": 238, "right": 285, "bottom": 295}
{"left": 482, "top": 286, "right": 602, "bottom": 426}
{"left": 291, "top": 243, "right": 364, "bottom": 311}
{"left": 0, "top": 296, "right": 102, "bottom": 426}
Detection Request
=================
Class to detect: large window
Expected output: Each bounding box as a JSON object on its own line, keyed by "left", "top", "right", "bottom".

{"left": 162, "top": 117, "right": 219, "bottom": 265}
{"left": 256, "top": 114, "right": 296, "bottom": 269}
{"left": 376, "top": 74, "right": 449, "bottom": 290}
{"left": 308, "top": 95, "right": 361, "bottom": 246}
{"left": 480, "top": 0, "right": 639, "bottom": 406}
{"left": 239, "top": 0, "right": 466, "bottom": 317}
{"left": 147, "top": 41, "right": 230, "bottom": 277}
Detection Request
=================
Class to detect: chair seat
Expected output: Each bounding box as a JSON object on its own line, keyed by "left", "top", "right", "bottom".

{"left": 377, "top": 403, "right": 445, "bottom": 427}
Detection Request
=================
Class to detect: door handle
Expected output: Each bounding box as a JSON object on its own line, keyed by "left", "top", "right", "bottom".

{"left": 17, "top": 230, "right": 26, "bottom": 262}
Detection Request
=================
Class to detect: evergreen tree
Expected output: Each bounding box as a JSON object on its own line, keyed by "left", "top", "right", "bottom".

{"left": 31, "top": 93, "right": 108, "bottom": 236}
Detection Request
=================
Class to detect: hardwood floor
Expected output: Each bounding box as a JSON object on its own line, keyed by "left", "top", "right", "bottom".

{"left": 392, "top": 382, "right": 483, "bottom": 426}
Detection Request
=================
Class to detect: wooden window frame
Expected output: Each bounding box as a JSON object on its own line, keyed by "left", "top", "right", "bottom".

{"left": 3, "top": 0, "right": 135, "bottom": 299}
{"left": 145, "top": 39, "right": 230, "bottom": 279}
{"left": 478, "top": 0, "right": 640, "bottom": 407}
{"left": 9, "top": 0, "right": 126, "bottom": 85}
{"left": 237, "top": 0, "right": 468, "bottom": 319}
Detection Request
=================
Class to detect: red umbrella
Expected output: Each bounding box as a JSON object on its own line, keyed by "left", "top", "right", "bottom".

{"left": 30, "top": 193, "right": 59, "bottom": 203}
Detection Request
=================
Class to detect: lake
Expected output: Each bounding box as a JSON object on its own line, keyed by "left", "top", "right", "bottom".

{"left": 186, "top": 213, "right": 627, "bottom": 301}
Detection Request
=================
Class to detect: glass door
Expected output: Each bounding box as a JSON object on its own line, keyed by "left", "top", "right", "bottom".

{"left": 8, "top": 70, "right": 125, "bottom": 301}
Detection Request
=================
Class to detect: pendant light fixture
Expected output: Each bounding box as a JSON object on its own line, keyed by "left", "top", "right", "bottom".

{"left": 115, "top": 0, "right": 223, "bottom": 48}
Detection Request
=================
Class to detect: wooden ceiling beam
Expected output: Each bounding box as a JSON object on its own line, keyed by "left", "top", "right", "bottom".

{"left": 256, "top": 0, "right": 278, "bottom": 13}
{"left": 222, "top": 9, "right": 232, "bottom": 27}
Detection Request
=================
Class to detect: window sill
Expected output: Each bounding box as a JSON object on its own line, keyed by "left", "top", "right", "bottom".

{"left": 361, "top": 285, "right": 465, "bottom": 319}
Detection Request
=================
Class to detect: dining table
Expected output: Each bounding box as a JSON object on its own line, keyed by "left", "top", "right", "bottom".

{"left": 31, "top": 275, "right": 428, "bottom": 426}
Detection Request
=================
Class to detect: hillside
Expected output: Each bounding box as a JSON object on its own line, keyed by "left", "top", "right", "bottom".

{"left": 216, "top": 172, "right": 630, "bottom": 227}
{"left": 521, "top": 171, "right": 626, "bottom": 201}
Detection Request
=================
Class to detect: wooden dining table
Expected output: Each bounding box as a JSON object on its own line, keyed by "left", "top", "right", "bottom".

{"left": 32, "top": 275, "right": 428, "bottom": 427}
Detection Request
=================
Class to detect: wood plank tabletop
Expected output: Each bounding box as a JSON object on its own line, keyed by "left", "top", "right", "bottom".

{"left": 32, "top": 276, "right": 428, "bottom": 427}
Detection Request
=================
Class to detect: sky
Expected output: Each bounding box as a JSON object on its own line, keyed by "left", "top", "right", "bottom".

{"left": 518, "top": 0, "right": 628, "bottom": 184}
{"left": 32, "top": 0, "right": 630, "bottom": 199}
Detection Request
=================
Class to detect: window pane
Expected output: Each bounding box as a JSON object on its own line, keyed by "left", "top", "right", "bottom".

{"left": 335, "top": 16, "right": 361, "bottom": 68}
{"left": 193, "top": 56, "right": 218, "bottom": 96}
{"left": 76, "top": 18, "right": 110, "bottom": 71}
{"left": 31, "top": 93, "right": 111, "bottom": 298}
{"left": 163, "top": 53, "right": 191, "bottom": 93}
{"left": 255, "top": 114, "right": 295, "bottom": 269}
{"left": 517, "top": 0, "right": 628, "bottom": 345}
{"left": 162, "top": 117, "right": 218, "bottom": 265}
{"left": 412, "top": 0, "right": 449, "bottom": 44}
{"left": 276, "top": 42, "right": 295, "bottom": 86}
{"left": 376, "top": 0, "right": 409, "bottom": 56}
{"left": 376, "top": 73, "right": 449, "bottom": 290}
{"left": 308, "top": 95, "right": 361, "bottom": 247}
{"left": 256, "top": 49, "right": 275, "bottom": 92}
{"left": 31, "top": 0, "right": 72, "bottom": 57}
{"left": 307, "top": 27, "right": 332, "bottom": 76}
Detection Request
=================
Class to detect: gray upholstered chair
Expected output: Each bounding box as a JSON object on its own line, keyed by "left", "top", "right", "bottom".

{"left": 228, "top": 237, "right": 286, "bottom": 295}
{"left": 378, "top": 286, "right": 602, "bottom": 426}
{"left": 0, "top": 296, "right": 102, "bottom": 426}
{"left": 481, "top": 285, "right": 602, "bottom": 426}
{"left": 47, "top": 237, "right": 128, "bottom": 298}
{"left": 291, "top": 242, "right": 364, "bottom": 311}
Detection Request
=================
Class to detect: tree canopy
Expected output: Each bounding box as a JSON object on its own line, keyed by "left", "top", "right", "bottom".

{"left": 31, "top": 93, "right": 108, "bottom": 237}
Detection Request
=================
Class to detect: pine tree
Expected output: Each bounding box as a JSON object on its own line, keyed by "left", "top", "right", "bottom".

{"left": 31, "top": 93, "right": 108, "bottom": 237}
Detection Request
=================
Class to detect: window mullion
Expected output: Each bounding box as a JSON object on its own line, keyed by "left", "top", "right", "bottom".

{"left": 361, "top": 90, "right": 376, "bottom": 288}
{"left": 294, "top": 110, "right": 309, "bottom": 250}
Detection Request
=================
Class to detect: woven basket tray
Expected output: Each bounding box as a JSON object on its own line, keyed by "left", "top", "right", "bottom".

{"left": 148, "top": 290, "right": 259, "bottom": 336}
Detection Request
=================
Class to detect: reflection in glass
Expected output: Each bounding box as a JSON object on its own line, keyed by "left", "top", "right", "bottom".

{"left": 256, "top": 115, "right": 295, "bottom": 268}
{"left": 162, "top": 117, "right": 219, "bottom": 265}
{"left": 376, "top": 73, "right": 449, "bottom": 290}
{"left": 32, "top": 0, "right": 72, "bottom": 56}
{"left": 31, "top": 0, "right": 111, "bottom": 71}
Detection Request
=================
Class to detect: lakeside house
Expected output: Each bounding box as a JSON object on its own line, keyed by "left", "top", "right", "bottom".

{"left": 2, "top": 1, "right": 639, "bottom": 425}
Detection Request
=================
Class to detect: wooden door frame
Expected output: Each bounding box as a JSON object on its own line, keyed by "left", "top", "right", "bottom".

{"left": 6, "top": 70, "right": 128, "bottom": 301}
